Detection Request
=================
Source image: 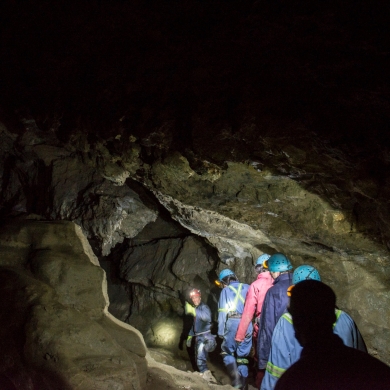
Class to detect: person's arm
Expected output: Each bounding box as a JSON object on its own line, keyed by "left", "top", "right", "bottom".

{"left": 196, "top": 303, "right": 212, "bottom": 324}
{"left": 186, "top": 332, "right": 193, "bottom": 347}
{"left": 354, "top": 323, "right": 368, "bottom": 353}
{"left": 235, "top": 283, "right": 257, "bottom": 341}
{"left": 262, "top": 316, "right": 296, "bottom": 389}
{"left": 258, "top": 291, "right": 276, "bottom": 369}
{"left": 334, "top": 311, "right": 368, "bottom": 353}
{"left": 185, "top": 301, "right": 196, "bottom": 338}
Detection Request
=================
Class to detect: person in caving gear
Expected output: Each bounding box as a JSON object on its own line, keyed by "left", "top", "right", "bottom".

{"left": 185, "top": 288, "right": 217, "bottom": 384}
{"left": 257, "top": 253, "right": 293, "bottom": 387}
{"left": 261, "top": 265, "right": 367, "bottom": 390}
{"left": 217, "top": 269, "right": 252, "bottom": 390}
{"left": 274, "top": 280, "right": 390, "bottom": 390}
{"left": 235, "top": 253, "right": 274, "bottom": 387}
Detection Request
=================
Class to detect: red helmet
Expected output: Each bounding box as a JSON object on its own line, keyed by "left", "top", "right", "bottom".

{"left": 189, "top": 288, "right": 201, "bottom": 298}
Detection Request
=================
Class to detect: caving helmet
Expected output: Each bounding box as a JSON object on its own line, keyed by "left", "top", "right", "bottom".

{"left": 189, "top": 288, "right": 201, "bottom": 299}
{"left": 256, "top": 253, "right": 271, "bottom": 266}
{"left": 292, "top": 265, "right": 321, "bottom": 285}
{"left": 215, "top": 269, "right": 236, "bottom": 287}
{"left": 263, "top": 253, "right": 293, "bottom": 272}
{"left": 218, "top": 269, "right": 235, "bottom": 281}
{"left": 287, "top": 265, "right": 321, "bottom": 297}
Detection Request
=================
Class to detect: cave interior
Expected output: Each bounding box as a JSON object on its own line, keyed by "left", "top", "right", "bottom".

{"left": 0, "top": 0, "right": 390, "bottom": 389}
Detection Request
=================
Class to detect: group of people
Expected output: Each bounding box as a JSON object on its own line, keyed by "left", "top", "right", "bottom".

{"left": 184, "top": 252, "right": 390, "bottom": 389}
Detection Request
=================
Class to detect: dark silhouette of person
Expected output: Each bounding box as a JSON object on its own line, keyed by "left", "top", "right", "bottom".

{"left": 275, "top": 280, "right": 390, "bottom": 390}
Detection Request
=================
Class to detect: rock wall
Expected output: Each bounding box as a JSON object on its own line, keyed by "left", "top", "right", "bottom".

{"left": 0, "top": 219, "right": 147, "bottom": 389}
{"left": 0, "top": 119, "right": 390, "bottom": 366}
{"left": 120, "top": 234, "right": 219, "bottom": 342}
{"left": 143, "top": 150, "right": 390, "bottom": 363}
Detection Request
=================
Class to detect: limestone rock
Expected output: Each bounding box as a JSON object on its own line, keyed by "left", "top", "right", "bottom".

{"left": 0, "top": 219, "right": 147, "bottom": 389}
{"left": 119, "top": 234, "right": 219, "bottom": 342}
{"left": 120, "top": 235, "right": 216, "bottom": 289}
{"left": 49, "top": 155, "right": 158, "bottom": 255}
{"left": 141, "top": 151, "right": 390, "bottom": 364}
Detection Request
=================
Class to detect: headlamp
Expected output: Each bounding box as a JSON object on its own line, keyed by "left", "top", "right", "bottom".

{"left": 287, "top": 285, "right": 295, "bottom": 297}
{"left": 263, "top": 260, "right": 269, "bottom": 269}
{"left": 214, "top": 280, "right": 223, "bottom": 288}
{"left": 190, "top": 288, "right": 201, "bottom": 297}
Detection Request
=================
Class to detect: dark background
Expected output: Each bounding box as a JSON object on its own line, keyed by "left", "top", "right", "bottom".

{"left": 1, "top": 0, "right": 389, "bottom": 152}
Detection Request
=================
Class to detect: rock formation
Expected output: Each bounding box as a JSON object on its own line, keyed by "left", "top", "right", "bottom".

{"left": 0, "top": 219, "right": 146, "bottom": 388}
{"left": 0, "top": 218, "right": 232, "bottom": 389}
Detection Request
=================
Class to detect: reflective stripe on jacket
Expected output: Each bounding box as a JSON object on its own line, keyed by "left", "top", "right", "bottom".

{"left": 261, "top": 309, "right": 368, "bottom": 390}
{"left": 218, "top": 281, "right": 250, "bottom": 337}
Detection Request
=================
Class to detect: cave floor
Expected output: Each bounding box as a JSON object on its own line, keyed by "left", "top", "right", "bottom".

{"left": 148, "top": 346, "right": 258, "bottom": 389}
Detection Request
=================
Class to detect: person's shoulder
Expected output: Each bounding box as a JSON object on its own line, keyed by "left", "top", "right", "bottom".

{"left": 336, "top": 309, "right": 349, "bottom": 318}
{"left": 269, "top": 279, "right": 287, "bottom": 292}
{"left": 346, "top": 345, "right": 390, "bottom": 370}
{"left": 240, "top": 283, "right": 251, "bottom": 293}
{"left": 274, "top": 359, "right": 307, "bottom": 390}
{"left": 277, "top": 353, "right": 390, "bottom": 390}
{"left": 280, "top": 312, "right": 293, "bottom": 324}
{"left": 280, "top": 273, "right": 292, "bottom": 283}
{"left": 265, "top": 283, "right": 277, "bottom": 294}
{"left": 220, "top": 286, "right": 229, "bottom": 296}
{"left": 248, "top": 280, "right": 261, "bottom": 293}
{"left": 335, "top": 309, "right": 355, "bottom": 325}
{"left": 249, "top": 279, "right": 258, "bottom": 289}
{"left": 273, "top": 313, "right": 293, "bottom": 334}
{"left": 257, "top": 272, "right": 272, "bottom": 279}
{"left": 273, "top": 275, "right": 292, "bottom": 291}
{"left": 256, "top": 272, "right": 272, "bottom": 283}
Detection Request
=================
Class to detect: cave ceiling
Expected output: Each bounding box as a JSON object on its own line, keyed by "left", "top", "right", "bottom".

{"left": 1, "top": 0, "right": 389, "bottom": 148}
{"left": 1, "top": 0, "right": 390, "bottom": 370}
{"left": 1, "top": 0, "right": 390, "bottom": 250}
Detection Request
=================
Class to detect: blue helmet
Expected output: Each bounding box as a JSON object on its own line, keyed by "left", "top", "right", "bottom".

{"left": 256, "top": 253, "right": 271, "bottom": 266}
{"left": 218, "top": 269, "right": 235, "bottom": 282}
{"left": 292, "top": 265, "right": 321, "bottom": 285}
{"left": 266, "top": 253, "right": 293, "bottom": 272}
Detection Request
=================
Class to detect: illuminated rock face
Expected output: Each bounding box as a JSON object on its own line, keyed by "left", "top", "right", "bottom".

{"left": 1, "top": 119, "right": 390, "bottom": 368}
{"left": 119, "top": 234, "right": 219, "bottom": 347}
{"left": 0, "top": 220, "right": 147, "bottom": 390}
